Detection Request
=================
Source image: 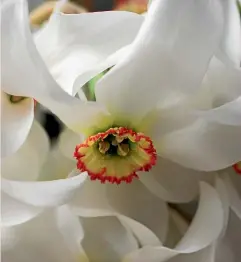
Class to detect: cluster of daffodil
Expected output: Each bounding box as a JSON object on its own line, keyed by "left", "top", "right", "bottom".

{"left": 1, "top": 0, "right": 241, "bottom": 261}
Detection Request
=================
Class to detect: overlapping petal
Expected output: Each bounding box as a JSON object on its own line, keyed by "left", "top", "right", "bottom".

{"left": 96, "top": 0, "right": 223, "bottom": 123}
{"left": 1, "top": 207, "right": 85, "bottom": 262}
{"left": 123, "top": 183, "right": 224, "bottom": 262}
{"left": 1, "top": 121, "right": 49, "bottom": 181}
{"left": 81, "top": 216, "right": 138, "bottom": 261}
{"left": 35, "top": 9, "right": 143, "bottom": 95}
{"left": 1, "top": 0, "right": 111, "bottom": 134}
{"left": 158, "top": 119, "right": 241, "bottom": 171}
{"left": 139, "top": 157, "right": 209, "bottom": 203}
{"left": 1, "top": 92, "right": 34, "bottom": 158}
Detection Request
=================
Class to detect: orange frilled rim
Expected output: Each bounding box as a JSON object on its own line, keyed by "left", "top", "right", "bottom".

{"left": 233, "top": 162, "right": 241, "bottom": 175}
{"left": 74, "top": 127, "right": 157, "bottom": 184}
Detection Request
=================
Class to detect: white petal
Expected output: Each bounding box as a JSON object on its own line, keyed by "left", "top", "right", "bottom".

{"left": 1, "top": 208, "right": 84, "bottom": 262}
{"left": 139, "top": 157, "right": 208, "bottom": 203}
{"left": 159, "top": 119, "right": 241, "bottom": 171}
{"left": 1, "top": 92, "right": 34, "bottom": 158}
{"left": 69, "top": 178, "right": 114, "bottom": 217}
{"left": 1, "top": 0, "right": 111, "bottom": 134}
{"left": 118, "top": 215, "right": 162, "bottom": 246}
{"left": 35, "top": 11, "right": 143, "bottom": 95}
{"left": 216, "top": 0, "right": 241, "bottom": 67}
{"left": 81, "top": 216, "right": 138, "bottom": 262}
{"left": 1, "top": 172, "right": 87, "bottom": 207}
{"left": 196, "top": 96, "right": 241, "bottom": 126}
{"left": 96, "top": 0, "right": 223, "bottom": 123}
{"left": 164, "top": 209, "right": 189, "bottom": 248}
{"left": 215, "top": 211, "right": 241, "bottom": 262}
{"left": 2, "top": 121, "right": 49, "bottom": 181}
{"left": 224, "top": 174, "right": 241, "bottom": 220}
{"left": 58, "top": 128, "right": 84, "bottom": 160}
{"left": 123, "top": 183, "right": 224, "bottom": 262}
{"left": 106, "top": 179, "right": 169, "bottom": 243}
{"left": 1, "top": 192, "right": 43, "bottom": 226}
{"left": 38, "top": 148, "right": 76, "bottom": 181}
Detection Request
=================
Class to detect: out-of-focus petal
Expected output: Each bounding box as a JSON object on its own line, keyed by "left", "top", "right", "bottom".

{"left": 1, "top": 173, "right": 87, "bottom": 207}
{"left": 2, "top": 121, "right": 49, "bottom": 181}
{"left": 123, "top": 183, "right": 224, "bottom": 262}
{"left": 106, "top": 179, "right": 169, "bottom": 243}
{"left": 1, "top": 0, "right": 111, "bottom": 135}
{"left": 58, "top": 128, "right": 84, "bottom": 160}
{"left": 139, "top": 157, "right": 208, "bottom": 203}
{"left": 96, "top": 0, "right": 223, "bottom": 124}
{"left": 1, "top": 92, "right": 34, "bottom": 158}
{"left": 81, "top": 216, "right": 138, "bottom": 262}
{"left": 216, "top": 0, "right": 241, "bottom": 67}
{"left": 1, "top": 192, "right": 43, "bottom": 226}
{"left": 1, "top": 207, "right": 85, "bottom": 262}
{"left": 158, "top": 119, "right": 241, "bottom": 171}
{"left": 35, "top": 11, "right": 143, "bottom": 95}
{"left": 69, "top": 178, "right": 114, "bottom": 217}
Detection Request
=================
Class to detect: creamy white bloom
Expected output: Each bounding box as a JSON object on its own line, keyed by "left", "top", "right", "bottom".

{"left": 1, "top": 182, "right": 226, "bottom": 262}
{"left": 0, "top": 0, "right": 143, "bottom": 157}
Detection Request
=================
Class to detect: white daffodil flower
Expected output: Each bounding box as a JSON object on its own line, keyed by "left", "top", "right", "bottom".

{"left": 2, "top": 0, "right": 240, "bottom": 204}
{"left": 1, "top": 182, "right": 226, "bottom": 262}
{"left": 1, "top": 0, "right": 143, "bottom": 156}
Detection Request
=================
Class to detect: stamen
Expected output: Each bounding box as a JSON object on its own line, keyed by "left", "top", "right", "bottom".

{"left": 74, "top": 127, "right": 157, "bottom": 184}
{"left": 99, "top": 141, "right": 110, "bottom": 154}
{"left": 117, "top": 143, "right": 130, "bottom": 157}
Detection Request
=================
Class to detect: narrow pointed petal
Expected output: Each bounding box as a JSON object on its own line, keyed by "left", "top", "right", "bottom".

{"left": 1, "top": 207, "right": 85, "bottom": 262}
{"left": 123, "top": 183, "right": 224, "bottom": 262}
{"left": 158, "top": 120, "right": 241, "bottom": 171}
{"left": 139, "top": 157, "right": 208, "bottom": 203}
{"left": 96, "top": 0, "right": 223, "bottom": 122}
{"left": 1, "top": 0, "right": 110, "bottom": 134}
{"left": 106, "top": 180, "right": 169, "bottom": 243}
{"left": 2, "top": 121, "right": 49, "bottom": 181}
{"left": 1, "top": 92, "right": 34, "bottom": 157}
{"left": 81, "top": 216, "right": 138, "bottom": 262}
{"left": 35, "top": 11, "right": 143, "bottom": 95}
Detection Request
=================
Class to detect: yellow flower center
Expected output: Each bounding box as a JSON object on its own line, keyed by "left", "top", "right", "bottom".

{"left": 74, "top": 127, "right": 156, "bottom": 184}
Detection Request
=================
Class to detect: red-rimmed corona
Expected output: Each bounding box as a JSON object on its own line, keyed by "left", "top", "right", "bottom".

{"left": 233, "top": 162, "right": 241, "bottom": 175}
{"left": 74, "top": 127, "right": 157, "bottom": 184}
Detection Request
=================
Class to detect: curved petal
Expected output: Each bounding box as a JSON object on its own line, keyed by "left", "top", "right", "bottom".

{"left": 1, "top": 207, "right": 85, "bottom": 262}
{"left": 69, "top": 178, "right": 114, "bottom": 217}
{"left": 106, "top": 179, "right": 169, "bottom": 243}
{"left": 139, "top": 157, "right": 208, "bottom": 203}
{"left": 81, "top": 216, "right": 138, "bottom": 262}
{"left": 216, "top": 0, "right": 241, "bottom": 67}
{"left": 96, "top": 0, "right": 223, "bottom": 123}
{"left": 1, "top": 172, "right": 87, "bottom": 207}
{"left": 1, "top": 92, "right": 34, "bottom": 158}
{"left": 2, "top": 121, "right": 50, "bottom": 181}
{"left": 123, "top": 182, "right": 224, "bottom": 262}
{"left": 35, "top": 11, "right": 143, "bottom": 95}
{"left": 58, "top": 128, "right": 84, "bottom": 160}
{"left": 38, "top": 148, "right": 76, "bottom": 181}
{"left": 118, "top": 215, "right": 162, "bottom": 246}
{"left": 158, "top": 119, "right": 241, "bottom": 171}
{"left": 195, "top": 96, "right": 241, "bottom": 126}
{"left": 1, "top": 192, "right": 43, "bottom": 226}
{"left": 1, "top": 0, "right": 111, "bottom": 135}
{"left": 215, "top": 211, "right": 241, "bottom": 262}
